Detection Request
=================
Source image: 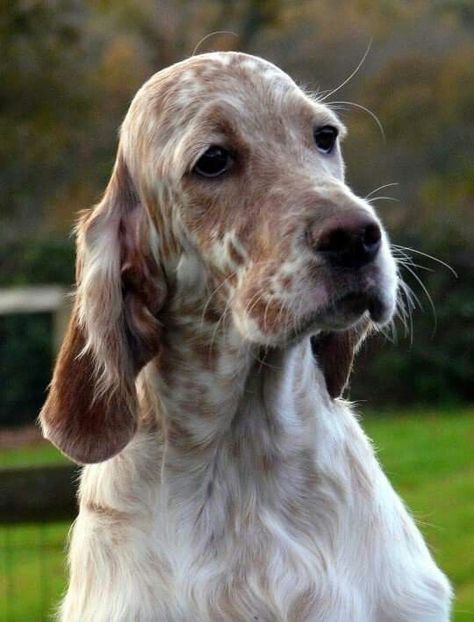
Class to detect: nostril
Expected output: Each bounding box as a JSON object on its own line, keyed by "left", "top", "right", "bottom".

{"left": 362, "top": 223, "right": 382, "bottom": 255}
{"left": 313, "top": 217, "right": 382, "bottom": 268}
{"left": 317, "top": 227, "right": 352, "bottom": 254}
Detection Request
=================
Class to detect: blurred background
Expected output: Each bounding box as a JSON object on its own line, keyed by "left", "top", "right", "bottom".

{"left": 0, "top": 1, "right": 472, "bottom": 620}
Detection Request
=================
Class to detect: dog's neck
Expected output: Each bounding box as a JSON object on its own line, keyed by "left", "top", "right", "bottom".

{"left": 84, "top": 299, "right": 370, "bottom": 545}
{"left": 142, "top": 313, "right": 331, "bottom": 471}
{"left": 132, "top": 316, "right": 358, "bottom": 545}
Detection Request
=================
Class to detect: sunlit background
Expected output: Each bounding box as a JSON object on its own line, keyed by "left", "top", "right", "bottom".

{"left": 0, "top": 1, "right": 473, "bottom": 620}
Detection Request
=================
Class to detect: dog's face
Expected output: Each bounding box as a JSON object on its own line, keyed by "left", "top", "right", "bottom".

{"left": 41, "top": 52, "right": 399, "bottom": 464}
{"left": 123, "top": 52, "right": 397, "bottom": 346}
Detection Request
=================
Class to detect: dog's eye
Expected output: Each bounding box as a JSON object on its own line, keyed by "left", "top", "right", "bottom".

{"left": 314, "top": 125, "right": 338, "bottom": 154}
{"left": 194, "top": 146, "right": 233, "bottom": 178}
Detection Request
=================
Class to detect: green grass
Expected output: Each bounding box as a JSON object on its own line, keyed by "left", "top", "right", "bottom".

{"left": 0, "top": 408, "right": 473, "bottom": 621}
{"left": 362, "top": 408, "right": 474, "bottom": 622}
{"left": 1, "top": 443, "right": 70, "bottom": 621}
{"left": 0, "top": 443, "right": 68, "bottom": 468}
{"left": 0, "top": 522, "right": 68, "bottom": 622}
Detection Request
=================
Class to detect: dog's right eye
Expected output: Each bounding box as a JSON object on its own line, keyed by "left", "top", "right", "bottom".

{"left": 194, "top": 146, "right": 233, "bottom": 178}
{"left": 314, "top": 125, "right": 338, "bottom": 154}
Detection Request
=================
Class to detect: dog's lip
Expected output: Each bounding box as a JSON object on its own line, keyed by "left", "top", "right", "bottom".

{"left": 331, "top": 289, "right": 392, "bottom": 324}
{"left": 336, "top": 291, "right": 372, "bottom": 316}
{"left": 367, "top": 295, "right": 389, "bottom": 323}
{"left": 294, "top": 288, "right": 391, "bottom": 337}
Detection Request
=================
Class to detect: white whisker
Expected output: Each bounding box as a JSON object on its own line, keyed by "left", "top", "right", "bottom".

{"left": 365, "top": 183, "right": 399, "bottom": 199}
{"left": 192, "top": 31, "right": 238, "bottom": 56}
{"left": 392, "top": 244, "right": 458, "bottom": 277}
{"left": 328, "top": 100, "right": 385, "bottom": 140}
{"left": 367, "top": 196, "right": 399, "bottom": 204}
{"left": 319, "top": 41, "right": 372, "bottom": 103}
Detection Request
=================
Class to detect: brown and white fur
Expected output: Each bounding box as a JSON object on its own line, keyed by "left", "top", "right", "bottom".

{"left": 40, "top": 52, "right": 452, "bottom": 621}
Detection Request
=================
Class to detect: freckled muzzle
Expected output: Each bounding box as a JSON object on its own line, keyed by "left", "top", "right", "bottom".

{"left": 231, "top": 206, "right": 398, "bottom": 345}
{"left": 303, "top": 211, "right": 396, "bottom": 326}
{"left": 302, "top": 210, "right": 398, "bottom": 331}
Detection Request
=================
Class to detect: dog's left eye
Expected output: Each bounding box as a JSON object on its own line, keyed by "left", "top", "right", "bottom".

{"left": 194, "top": 146, "right": 233, "bottom": 178}
{"left": 314, "top": 125, "right": 338, "bottom": 154}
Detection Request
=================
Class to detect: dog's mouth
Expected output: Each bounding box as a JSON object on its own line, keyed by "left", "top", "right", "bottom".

{"left": 291, "top": 288, "right": 392, "bottom": 340}
{"left": 233, "top": 257, "right": 398, "bottom": 347}
{"left": 337, "top": 290, "right": 388, "bottom": 323}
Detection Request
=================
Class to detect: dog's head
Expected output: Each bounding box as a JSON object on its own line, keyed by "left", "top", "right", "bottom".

{"left": 40, "top": 52, "right": 397, "bottom": 463}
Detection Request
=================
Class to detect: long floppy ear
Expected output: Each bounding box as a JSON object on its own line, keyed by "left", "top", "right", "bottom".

{"left": 40, "top": 152, "right": 166, "bottom": 464}
{"left": 311, "top": 319, "right": 371, "bottom": 399}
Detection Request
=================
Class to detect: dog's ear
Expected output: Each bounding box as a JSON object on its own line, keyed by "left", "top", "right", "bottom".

{"left": 312, "top": 320, "right": 370, "bottom": 399}
{"left": 40, "top": 152, "right": 166, "bottom": 464}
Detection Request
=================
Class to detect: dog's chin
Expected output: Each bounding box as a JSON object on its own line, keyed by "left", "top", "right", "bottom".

{"left": 234, "top": 288, "right": 395, "bottom": 348}
{"left": 287, "top": 290, "right": 394, "bottom": 343}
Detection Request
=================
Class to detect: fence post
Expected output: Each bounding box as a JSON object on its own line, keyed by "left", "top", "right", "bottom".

{"left": 52, "top": 293, "right": 73, "bottom": 353}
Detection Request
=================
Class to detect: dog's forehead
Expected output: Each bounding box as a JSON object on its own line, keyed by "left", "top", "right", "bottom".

{"left": 135, "top": 52, "right": 304, "bottom": 120}
{"left": 123, "top": 52, "right": 344, "bottom": 172}
{"left": 167, "top": 52, "right": 295, "bottom": 91}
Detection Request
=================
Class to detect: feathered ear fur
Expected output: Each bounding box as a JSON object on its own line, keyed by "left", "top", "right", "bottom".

{"left": 312, "top": 320, "right": 370, "bottom": 399}
{"left": 40, "top": 152, "right": 166, "bottom": 464}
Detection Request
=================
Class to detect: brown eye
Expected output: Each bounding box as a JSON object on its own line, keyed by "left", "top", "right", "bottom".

{"left": 194, "top": 146, "right": 233, "bottom": 178}
{"left": 314, "top": 125, "right": 338, "bottom": 154}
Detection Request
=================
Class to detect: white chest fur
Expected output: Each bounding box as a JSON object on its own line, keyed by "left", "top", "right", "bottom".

{"left": 60, "top": 346, "right": 451, "bottom": 622}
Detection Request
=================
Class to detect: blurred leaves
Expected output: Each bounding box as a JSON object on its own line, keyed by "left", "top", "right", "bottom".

{"left": 0, "top": 0, "right": 472, "bottom": 421}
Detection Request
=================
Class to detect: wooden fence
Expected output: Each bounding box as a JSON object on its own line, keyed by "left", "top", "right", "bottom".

{"left": 0, "top": 287, "right": 76, "bottom": 619}
{"left": 0, "top": 286, "right": 78, "bottom": 523}
{"left": 0, "top": 464, "right": 79, "bottom": 524}
{"left": 0, "top": 465, "right": 79, "bottom": 621}
{"left": 0, "top": 285, "right": 71, "bottom": 352}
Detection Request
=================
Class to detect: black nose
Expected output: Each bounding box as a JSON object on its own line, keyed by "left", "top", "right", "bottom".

{"left": 313, "top": 216, "right": 382, "bottom": 268}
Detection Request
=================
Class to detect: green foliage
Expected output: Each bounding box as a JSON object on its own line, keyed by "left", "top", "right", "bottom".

{"left": 0, "top": 0, "right": 472, "bottom": 421}
{"left": 0, "top": 239, "right": 74, "bottom": 287}
{"left": 0, "top": 1, "right": 98, "bottom": 235}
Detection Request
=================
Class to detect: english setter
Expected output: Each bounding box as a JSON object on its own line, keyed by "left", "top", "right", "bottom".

{"left": 40, "top": 52, "right": 451, "bottom": 621}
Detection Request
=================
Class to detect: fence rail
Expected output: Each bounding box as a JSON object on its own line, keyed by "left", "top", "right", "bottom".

{"left": 0, "top": 464, "right": 79, "bottom": 524}
{"left": 0, "top": 285, "right": 71, "bottom": 352}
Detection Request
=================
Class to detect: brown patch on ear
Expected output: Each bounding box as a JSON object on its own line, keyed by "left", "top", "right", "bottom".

{"left": 40, "top": 152, "right": 167, "bottom": 464}
{"left": 40, "top": 312, "right": 138, "bottom": 464}
{"left": 312, "top": 320, "right": 370, "bottom": 398}
{"left": 121, "top": 231, "right": 167, "bottom": 371}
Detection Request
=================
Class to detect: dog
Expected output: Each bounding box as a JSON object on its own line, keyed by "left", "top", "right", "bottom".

{"left": 40, "top": 52, "right": 452, "bottom": 621}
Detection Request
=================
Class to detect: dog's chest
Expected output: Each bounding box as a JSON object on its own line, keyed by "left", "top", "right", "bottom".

{"left": 147, "top": 462, "right": 448, "bottom": 622}
{"left": 153, "top": 498, "right": 363, "bottom": 621}
{"left": 70, "top": 417, "right": 451, "bottom": 622}
{"left": 148, "top": 500, "right": 448, "bottom": 622}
